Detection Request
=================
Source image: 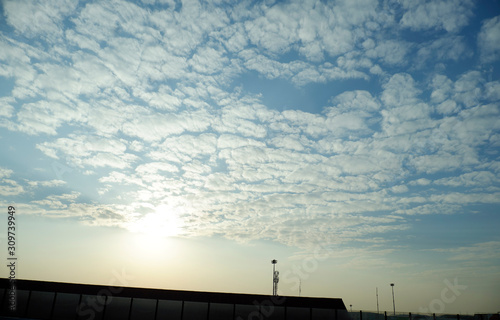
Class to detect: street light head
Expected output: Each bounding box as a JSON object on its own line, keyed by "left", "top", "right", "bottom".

{"left": 390, "top": 283, "right": 394, "bottom": 286}
{"left": 272, "top": 259, "right": 277, "bottom": 264}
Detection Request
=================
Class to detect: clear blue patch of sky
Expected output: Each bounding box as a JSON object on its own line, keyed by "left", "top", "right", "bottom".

{"left": 0, "top": 127, "right": 112, "bottom": 205}
{"left": 0, "top": 130, "right": 75, "bottom": 202}
{"left": 0, "top": 76, "right": 14, "bottom": 97}
{"left": 233, "top": 70, "right": 381, "bottom": 114}
{"left": 387, "top": 0, "right": 500, "bottom": 82}
{"left": 451, "top": 0, "right": 500, "bottom": 79}
{"left": 472, "top": 0, "right": 500, "bottom": 25}
{"left": 408, "top": 207, "right": 500, "bottom": 250}
{"left": 0, "top": 5, "right": 10, "bottom": 33}
{"left": 0, "top": 129, "right": 44, "bottom": 179}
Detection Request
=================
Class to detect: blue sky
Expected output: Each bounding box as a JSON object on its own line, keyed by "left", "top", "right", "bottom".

{"left": 1, "top": 0, "right": 500, "bottom": 314}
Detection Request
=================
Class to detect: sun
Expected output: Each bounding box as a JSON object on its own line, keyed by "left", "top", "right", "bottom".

{"left": 125, "top": 205, "right": 184, "bottom": 258}
{"left": 128, "top": 205, "right": 183, "bottom": 237}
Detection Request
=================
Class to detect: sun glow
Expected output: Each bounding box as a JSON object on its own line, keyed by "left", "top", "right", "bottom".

{"left": 127, "top": 205, "right": 183, "bottom": 238}
{"left": 125, "top": 205, "right": 185, "bottom": 260}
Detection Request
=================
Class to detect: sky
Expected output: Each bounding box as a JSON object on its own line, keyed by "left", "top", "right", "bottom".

{"left": 0, "top": 0, "right": 500, "bottom": 315}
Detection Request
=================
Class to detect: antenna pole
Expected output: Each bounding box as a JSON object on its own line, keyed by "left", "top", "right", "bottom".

{"left": 272, "top": 259, "right": 279, "bottom": 296}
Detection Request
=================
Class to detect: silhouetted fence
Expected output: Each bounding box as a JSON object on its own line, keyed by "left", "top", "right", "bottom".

{"left": 348, "top": 311, "right": 498, "bottom": 320}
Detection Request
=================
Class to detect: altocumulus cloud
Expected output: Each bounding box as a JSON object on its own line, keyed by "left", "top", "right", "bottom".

{"left": 0, "top": 0, "right": 499, "bottom": 257}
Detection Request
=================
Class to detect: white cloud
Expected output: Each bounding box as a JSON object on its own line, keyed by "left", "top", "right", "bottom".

{"left": 0, "top": 0, "right": 498, "bottom": 262}
{"left": 0, "top": 168, "right": 13, "bottom": 179}
{"left": 0, "top": 98, "right": 15, "bottom": 118}
{"left": 142, "top": 46, "right": 188, "bottom": 81}
{"left": 135, "top": 86, "right": 183, "bottom": 111}
{"left": 37, "top": 135, "right": 138, "bottom": 169}
{"left": 478, "top": 15, "right": 500, "bottom": 63}
{"left": 99, "top": 171, "right": 144, "bottom": 187}
{"left": 84, "top": 101, "right": 142, "bottom": 137}
{"left": 244, "top": 2, "right": 300, "bottom": 54}
{"left": 70, "top": 53, "right": 117, "bottom": 94}
{"left": 330, "top": 90, "right": 380, "bottom": 112}
{"left": 365, "top": 40, "right": 410, "bottom": 65}
{"left": 149, "top": 0, "right": 229, "bottom": 56}
{"left": 239, "top": 49, "right": 301, "bottom": 80}
{"left": 122, "top": 110, "right": 212, "bottom": 142}
{"left": 84, "top": 153, "right": 138, "bottom": 169}
{"left": 14, "top": 101, "right": 83, "bottom": 135}
{"left": 325, "top": 111, "right": 374, "bottom": 137}
{"left": 270, "top": 135, "right": 305, "bottom": 152}
{"left": 214, "top": 23, "right": 248, "bottom": 53}
{"left": 430, "top": 74, "right": 453, "bottom": 104}
{"left": 452, "top": 71, "right": 483, "bottom": 108}
{"left": 395, "top": 203, "right": 461, "bottom": 215}
{"left": 189, "top": 46, "right": 229, "bottom": 75}
{"left": 136, "top": 162, "right": 179, "bottom": 175}
{"left": 323, "top": 90, "right": 381, "bottom": 137}
{"left": 431, "top": 241, "right": 500, "bottom": 262}
{"left": 485, "top": 81, "right": 500, "bottom": 101}
{"left": 381, "top": 73, "right": 421, "bottom": 108}
{"left": 434, "top": 171, "right": 498, "bottom": 187}
{"left": 409, "top": 178, "right": 432, "bottom": 186}
{"left": 436, "top": 99, "right": 459, "bottom": 115}
{"left": 449, "top": 103, "right": 500, "bottom": 147}
{"left": 416, "top": 36, "right": 469, "bottom": 66}
{"left": 398, "top": 0, "right": 474, "bottom": 33}
{"left": 27, "top": 180, "right": 66, "bottom": 188}
{"left": 0, "top": 39, "right": 38, "bottom": 94}
{"left": 217, "top": 134, "right": 266, "bottom": 149}
{"left": 239, "top": 49, "right": 370, "bottom": 87}
{"left": 391, "top": 184, "right": 409, "bottom": 193}
{"left": 25, "top": 192, "right": 129, "bottom": 225}
{"left": 430, "top": 192, "right": 500, "bottom": 205}
{"left": 3, "top": 0, "right": 77, "bottom": 39}
{"left": 410, "top": 152, "right": 476, "bottom": 174}
{"left": 65, "top": 29, "right": 100, "bottom": 53}
{"left": 0, "top": 168, "right": 24, "bottom": 196}
{"left": 279, "top": 110, "right": 327, "bottom": 138}
{"left": 214, "top": 113, "right": 268, "bottom": 139}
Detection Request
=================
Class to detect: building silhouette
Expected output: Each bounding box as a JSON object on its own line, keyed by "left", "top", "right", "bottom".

{"left": 0, "top": 278, "right": 349, "bottom": 320}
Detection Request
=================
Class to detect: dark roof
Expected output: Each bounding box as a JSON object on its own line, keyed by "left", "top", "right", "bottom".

{"left": 1, "top": 278, "right": 349, "bottom": 320}
{"left": 0, "top": 278, "right": 346, "bottom": 310}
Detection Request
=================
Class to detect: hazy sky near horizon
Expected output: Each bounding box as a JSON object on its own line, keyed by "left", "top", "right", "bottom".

{"left": 0, "top": 0, "right": 500, "bottom": 314}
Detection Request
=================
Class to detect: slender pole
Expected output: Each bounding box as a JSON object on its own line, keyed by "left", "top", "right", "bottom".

{"left": 390, "top": 283, "right": 395, "bottom": 316}
{"left": 376, "top": 287, "right": 379, "bottom": 315}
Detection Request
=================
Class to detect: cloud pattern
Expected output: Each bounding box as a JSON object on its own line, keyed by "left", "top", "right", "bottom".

{"left": 0, "top": 0, "right": 499, "bottom": 258}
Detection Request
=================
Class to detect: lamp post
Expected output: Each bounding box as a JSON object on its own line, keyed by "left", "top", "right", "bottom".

{"left": 390, "top": 283, "right": 395, "bottom": 316}
{"left": 376, "top": 287, "right": 380, "bottom": 316}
